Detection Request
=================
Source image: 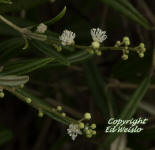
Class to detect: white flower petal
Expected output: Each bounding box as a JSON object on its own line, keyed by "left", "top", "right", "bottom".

{"left": 36, "top": 23, "right": 47, "bottom": 33}
{"left": 67, "top": 124, "right": 82, "bottom": 141}
{"left": 59, "top": 30, "right": 76, "bottom": 46}
{"left": 90, "top": 28, "right": 107, "bottom": 43}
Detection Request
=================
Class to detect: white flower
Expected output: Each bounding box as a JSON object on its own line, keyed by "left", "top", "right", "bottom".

{"left": 67, "top": 124, "right": 82, "bottom": 141}
{"left": 36, "top": 23, "right": 47, "bottom": 33}
{"left": 90, "top": 28, "right": 107, "bottom": 43}
{"left": 59, "top": 30, "right": 76, "bottom": 46}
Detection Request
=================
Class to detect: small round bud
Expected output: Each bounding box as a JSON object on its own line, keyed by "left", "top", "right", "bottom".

{"left": 96, "top": 50, "right": 102, "bottom": 56}
{"left": 84, "top": 112, "right": 91, "bottom": 120}
{"left": 123, "top": 36, "right": 130, "bottom": 42}
{"left": 139, "top": 43, "right": 145, "bottom": 49}
{"left": 79, "top": 122, "right": 85, "bottom": 129}
{"left": 89, "top": 49, "right": 94, "bottom": 55}
{"left": 92, "top": 130, "right": 96, "bottom": 135}
{"left": 38, "top": 111, "right": 44, "bottom": 117}
{"left": 0, "top": 92, "right": 4, "bottom": 98}
{"left": 20, "top": 84, "right": 24, "bottom": 88}
{"left": 139, "top": 53, "right": 144, "bottom": 58}
{"left": 91, "top": 41, "right": 100, "bottom": 49}
{"left": 86, "top": 134, "right": 92, "bottom": 138}
{"left": 26, "top": 98, "right": 32, "bottom": 104}
{"left": 115, "top": 41, "right": 121, "bottom": 47}
{"left": 61, "top": 112, "right": 66, "bottom": 117}
{"left": 57, "top": 106, "right": 62, "bottom": 111}
{"left": 121, "top": 54, "right": 128, "bottom": 60}
{"left": 90, "top": 123, "right": 96, "bottom": 129}
{"left": 124, "top": 41, "right": 130, "bottom": 46}
{"left": 85, "top": 129, "right": 91, "bottom": 135}
{"left": 141, "top": 48, "right": 146, "bottom": 53}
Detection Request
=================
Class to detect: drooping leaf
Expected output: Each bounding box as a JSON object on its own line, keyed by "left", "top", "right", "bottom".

{"left": 0, "top": 75, "right": 29, "bottom": 86}
{"left": 1, "top": 58, "right": 55, "bottom": 75}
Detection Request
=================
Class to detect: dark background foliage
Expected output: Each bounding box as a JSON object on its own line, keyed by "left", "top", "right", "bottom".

{"left": 0, "top": 0, "right": 155, "bottom": 150}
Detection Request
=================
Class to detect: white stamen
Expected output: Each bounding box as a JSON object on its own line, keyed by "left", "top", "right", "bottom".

{"left": 67, "top": 124, "right": 82, "bottom": 141}
{"left": 36, "top": 23, "right": 47, "bottom": 33}
{"left": 59, "top": 30, "right": 76, "bottom": 46}
{"left": 90, "top": 28, "right": 107, "bottom": 43}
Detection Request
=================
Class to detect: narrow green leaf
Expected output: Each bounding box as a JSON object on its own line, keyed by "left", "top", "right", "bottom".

{"left": 1, "top": 58, "right": 55, "bottom": 75}
{"left": 0, "top": 130, "right": 13, "bottom": 145}
{"left": 0, "top": 38, "right": 24, "bottom": 64}
{"left": 0, "top": 75, "right": 29, "bottom": 86}
{"left": 44, "top": 6, "right": 66, "bottom": 25}
{"left": 84, "top": 61, "right": 116, "bottom": 120}
{"left": 0, "top": 0, "right": 12, "bottom": 4}
{"left": 117, "top": 0, "right": 149, "bottom": 25}
{"left": 99, "top": 0, "right": 151, "bottom": 29}
{"left": 102, "top": 76, "right": 151, "bottom": 149}
{"left": 31, "top": 40, "right": 70, "bottom": 66}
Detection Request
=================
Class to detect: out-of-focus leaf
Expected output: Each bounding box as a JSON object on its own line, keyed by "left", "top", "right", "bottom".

{"left": 0, "top": 75, "right": 29, "bottom": 86}
{"left": 99, "top": 0, "right": 152, "bottom": 29}
{"left": 0, "top": 0, "right": 12, "bottom": 4}
{"left": 0, "top": 38, "right": 24, "bottom": 64}
{"left": 84, "top": 60, "right": 116, "bottom": 120}
{"left": 0, "top": 0, "right": 48, "bottom": 13}
{"left": 1, "top": 58, "right": 55, "bottom": 75}
{"left": 102, "top": 76, "right": 151, "bottom": 149}
{"left": 0, "top": 130, "right": 13, "bottom": 145}
{"left": 31, "top": 40, "right": 70, "bottom": 66}
{"left": 110, "top": 134, "right": 127, "bottom": 150}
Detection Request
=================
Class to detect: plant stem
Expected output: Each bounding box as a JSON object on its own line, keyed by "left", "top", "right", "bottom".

{"left": 0, "top": 15, "right": 23, "bottom": 33}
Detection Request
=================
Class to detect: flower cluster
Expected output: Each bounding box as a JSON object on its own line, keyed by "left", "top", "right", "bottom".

{"left": 59, "top": 28, "right": 107, "bottom": 55}
{"left": 67, "top": 112, "right": 96, "bottom": 141}
{"left": 36, "top": 23, "right": 47, "bottom": 33}
{"left": 115, "top": 36, "right": 146, "bottom": 60}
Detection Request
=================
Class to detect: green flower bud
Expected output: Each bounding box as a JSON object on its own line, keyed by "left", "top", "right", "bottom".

{"left": 91, "top": 41, "right": 100, "bottom": 49}
{"left": 96, "top": 50, "right": 102, "bottom": 56}
{"left": 84, "top": 112, "right": 91, "bottom": 120}
{"left": 121, "top": 54, "right": 128, "bottom": 60}
{"left": 92, "top": 130, "right": 96, "bottom": 135}
{"left": 139, "top": 43, "right": 145, "bottom": 49}
{"left": 38, "top": 110, "right": 44, "bottom": 117}
{"left": 90, "top": 123, "right": 96, "bottom": 129}
{"left": 86, "top": 134, "right": 92, "bottom": 138}
{"left": 123, "top": 36, "right": 130, "bottom": 42}
{"left": 115, "top": 41, "right": 121, "bottom": 47}
{"left": 79, "top": 122, "right": 85, "bottom": 129}
{"left": 26, "top": 98, "right": 32, "bottom": 104}
{"left": 124, "top": 41, "right": 130, "bottom": 46}
{"left": 20, "top": 84, "right": 24, "bottom": 88}
{"left": 139, "top": 53, "right": 144, "bottom": 58}
{"left": 61, "top": 112, "right": 66, "bottom": 117}
{"left": 141, "top": 48, "right": 146, "bottom": 53}
{"left": 85, "top": 129, "right": 91, "bottom": 135}
{"left": 57, "top": 106, "right": 62, "bottom": 111}
{"left": 89, "top": 49, "right": 94, "bottom": 55}
{"left": 0, "top": 92, "right": 4, "bottom": 98}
